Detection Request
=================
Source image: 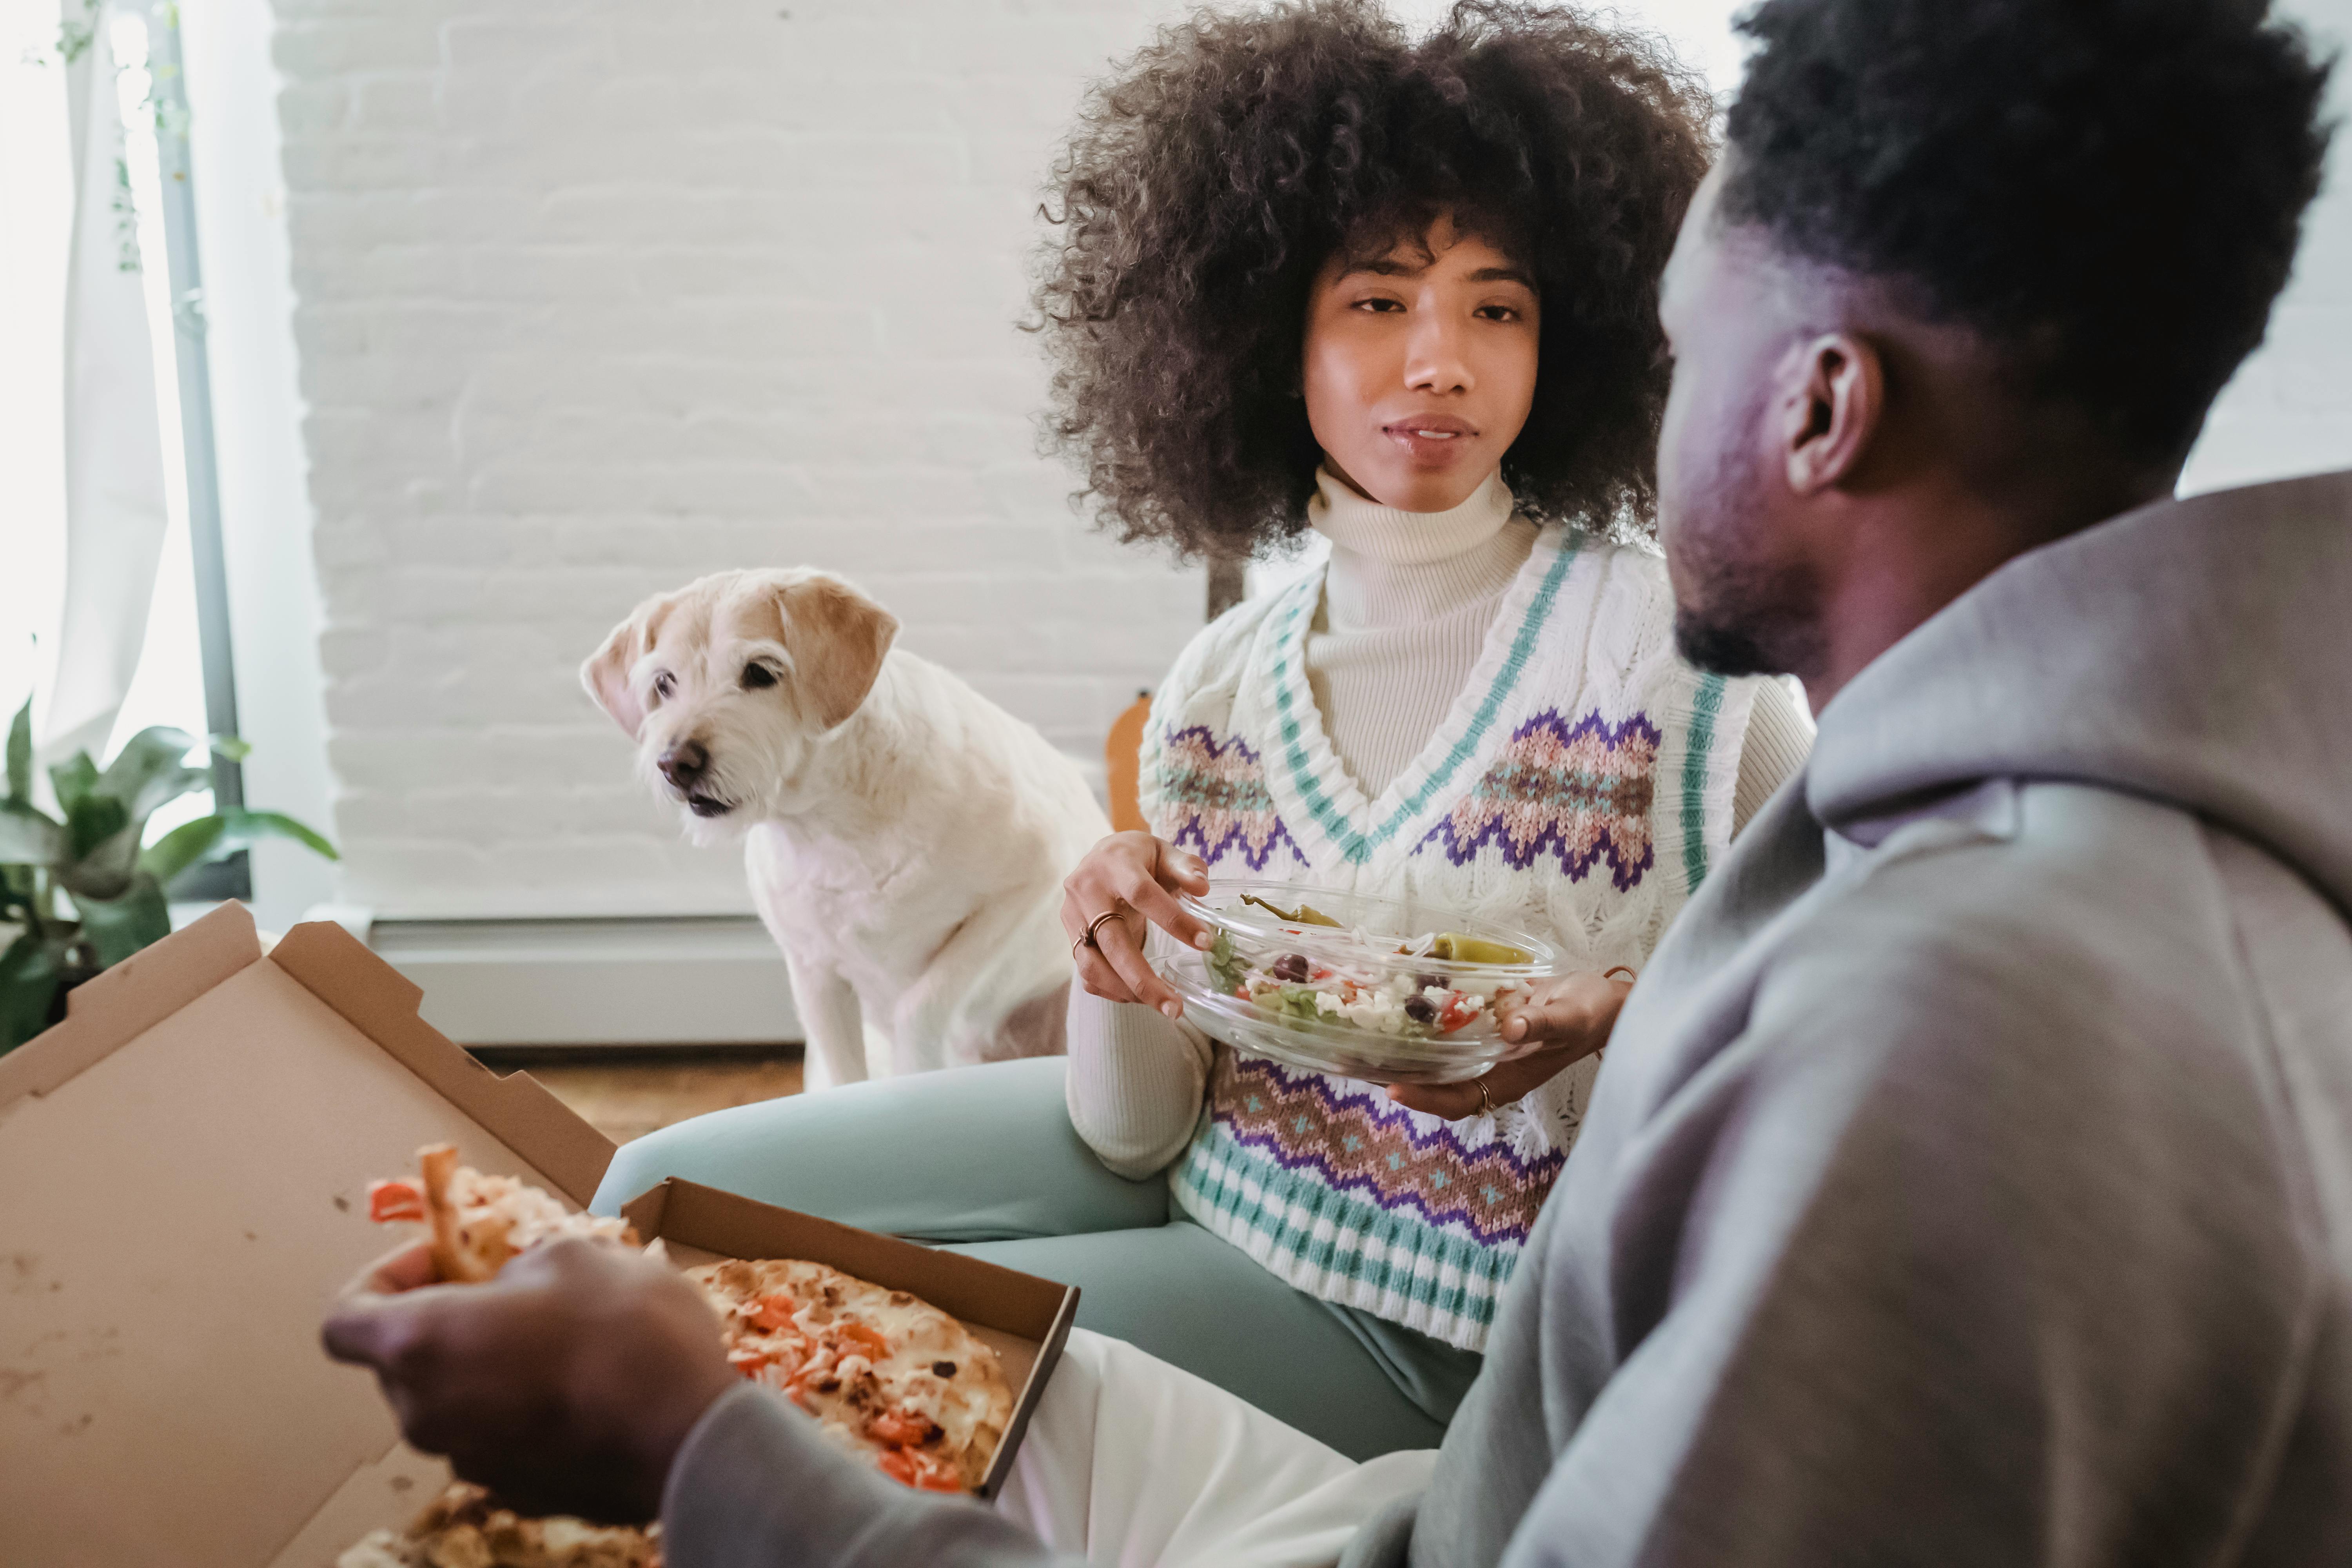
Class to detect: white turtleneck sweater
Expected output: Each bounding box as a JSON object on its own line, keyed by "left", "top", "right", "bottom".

{"left": 1304, "top": 467, "right": 1809, "bottom": 818}
{"left": 1064, "top": 469, "right": 1813, "bottom": 1182}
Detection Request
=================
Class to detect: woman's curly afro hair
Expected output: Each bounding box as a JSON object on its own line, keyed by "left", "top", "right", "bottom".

{"left": 1033, "top": 0, "right": 1713, "bottom": 558}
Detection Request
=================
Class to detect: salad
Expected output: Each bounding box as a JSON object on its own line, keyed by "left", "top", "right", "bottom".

{"left": 1154, "top": 881, "right": 1561, "bottom": 1083}
{"left": 1200, "top": 893, "right": 1532, "bottom": 1042}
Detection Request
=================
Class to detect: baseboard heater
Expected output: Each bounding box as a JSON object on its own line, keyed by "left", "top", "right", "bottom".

{"left": 362, "top": 916, "right": 801, "bottom": 1048}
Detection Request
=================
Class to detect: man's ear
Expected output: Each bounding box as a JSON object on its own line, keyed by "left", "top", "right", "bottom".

{"left": 1781, "top": 332, "right": 1884, "bottom": 496}
{"left": 581, "top": 605, "right": 655, "bottom": 739}
{"left": 776, "top": 574, "right": 899, "bottom": 731}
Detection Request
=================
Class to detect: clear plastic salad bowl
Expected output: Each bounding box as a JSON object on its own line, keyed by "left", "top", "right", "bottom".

{"left": 1147, "top": 879, "right": 1562, "bottom": 1085}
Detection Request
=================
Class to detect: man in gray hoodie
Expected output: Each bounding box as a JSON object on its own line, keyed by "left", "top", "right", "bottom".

{"left": 324, "top": 0, "right": 2350, "bottom": 1562}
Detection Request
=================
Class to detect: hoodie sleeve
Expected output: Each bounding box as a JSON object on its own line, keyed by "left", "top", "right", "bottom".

{"left": 662, "top": 1384, "right": 1083, "bottom": 1568}
{"left": 1480, "top": 873, "right": 2317, "bottom": 1568}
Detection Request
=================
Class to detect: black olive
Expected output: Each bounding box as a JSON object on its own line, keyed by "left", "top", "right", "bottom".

{"left": 1269, "top": 953, "right": 1310, "bottom": 983}
{"left": 934, "top": 1360, "right": 957, "bottom": 1377}
{"left": 1416, "top": 973, "right": 1446, "bottom": 993}
{"left": 1403, "top": 995, "right": 1436, "bottom": 1024}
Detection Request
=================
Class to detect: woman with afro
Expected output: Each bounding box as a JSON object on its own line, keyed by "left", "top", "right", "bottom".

{"left": 1046, "top": 0, "right": 1808, "bottom": 1450}
{"left": 599, "top": 0, "right": 1809, "bottom": 1465}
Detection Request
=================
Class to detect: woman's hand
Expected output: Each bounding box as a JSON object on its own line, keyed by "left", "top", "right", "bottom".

{"left": 1062, "top": 831, "right": 1212, "bottom": 1018}
{"left": 1386, "top": 969, "right": 1633, "bottom": 1120}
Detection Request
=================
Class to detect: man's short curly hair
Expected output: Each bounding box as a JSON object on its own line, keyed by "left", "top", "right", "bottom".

{"left": 1032, "top": 0, "right": 1713, "bottom": 558}
{"left": 1720, "top": 0, "right": 2336, "bottom": 471}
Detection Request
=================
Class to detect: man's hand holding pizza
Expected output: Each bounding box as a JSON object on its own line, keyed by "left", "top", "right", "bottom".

{"left": 322, "top": 1236, "right": 739, "bottom": 1525}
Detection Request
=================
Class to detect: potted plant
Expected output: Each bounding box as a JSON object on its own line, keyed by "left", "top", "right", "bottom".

{"left": 0, "top": 695, "right": 338, "bottom": 1053}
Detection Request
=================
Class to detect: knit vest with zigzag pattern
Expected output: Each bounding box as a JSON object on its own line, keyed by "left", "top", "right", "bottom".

{"left": 1143, "top": 524, "right": 1759, "bottom": 1350}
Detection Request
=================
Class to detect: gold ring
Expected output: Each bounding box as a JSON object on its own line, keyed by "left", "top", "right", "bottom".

{"left": 1475, "top": 1078, "right": 1496, "bottom": 1117}
{"left": 1073, "top": 908, "right": 1123, "bottom": 961}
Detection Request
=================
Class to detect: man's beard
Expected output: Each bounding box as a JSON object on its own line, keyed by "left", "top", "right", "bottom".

{"left": 1671, "top": 560, "right": 1818, "bottom": 677}
{"left": 1664, "top": 475, "right": 1824, "bottom": 679}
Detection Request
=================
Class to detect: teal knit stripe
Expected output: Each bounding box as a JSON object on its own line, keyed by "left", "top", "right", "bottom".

{"left": 1679, "top": 672, "right": 1727, "bottom": 891}
{"left": 1173, "top": 1123, "right": 1519, "bottom": 1329}
{"left": 1269, "top": 537, "right": 1581, "bottom": 863}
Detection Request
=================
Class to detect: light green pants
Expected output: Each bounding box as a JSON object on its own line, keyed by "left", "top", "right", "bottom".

{"left": 590, "top": 1057, "right": 1479, "bottom": 1460}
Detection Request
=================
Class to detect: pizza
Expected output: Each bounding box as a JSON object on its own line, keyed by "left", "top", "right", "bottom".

{"left": 353, "top": 1148, "right": 1017, "bottom": 1502}
{"left": 367, "top": 1143, "right": 637, "bottom": 1283}
{"left": 690, "top": 1256, "right": 1015, "bottom": 1492}
{"left": 338, "top": 1482, "right": 659, "bottom": 1568}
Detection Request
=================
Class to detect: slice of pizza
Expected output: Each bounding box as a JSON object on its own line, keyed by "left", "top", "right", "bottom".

{"left": 349, "top": 1151, "right": 661, "bottom": 1564}
{"left": 353, "top": 1153, "right": 1014, "bottom": 1500}
{"left": 367, "top": 1143, "right": 637, "bottom": 1282}
{"left": 689, "top": 1257, "right": 1015, "bottom": 1492}
{"left": 338, "top": 1481, "right": 660, "bottom": 1568}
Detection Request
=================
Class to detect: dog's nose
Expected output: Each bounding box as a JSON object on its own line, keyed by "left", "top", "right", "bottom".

{"left": 658, "top": 739, "right": 709, "bottom": 788}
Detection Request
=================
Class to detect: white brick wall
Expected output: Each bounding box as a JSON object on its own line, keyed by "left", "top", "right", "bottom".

{"left": 270, "top": 0, "right": 1202, "bottom": 918}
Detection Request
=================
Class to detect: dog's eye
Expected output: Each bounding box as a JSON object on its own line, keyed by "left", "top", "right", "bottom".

{"left": 740, "top": 664, "right": 779, "bottom": 691}
{"left": 652, "top": 671, "right": 675, "bottom": 701}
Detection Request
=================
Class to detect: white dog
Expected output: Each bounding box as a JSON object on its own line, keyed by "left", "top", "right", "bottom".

{"left": 582, "top": 568, "right": 1109, "bottom": 1085}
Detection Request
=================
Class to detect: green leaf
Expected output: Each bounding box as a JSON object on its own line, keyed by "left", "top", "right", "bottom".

{"left": 136, "top": 808, "right": 337, "bottom": 894}
{"left": 63, "top": 820, "right": 142, "bottom": 900}
{"left": 48, "top": 752, "right": 97, "bottom": 813}
{"left": 5, "top": 695, "right": 29, "bottom": 802}
{"left": 70, "top": 874, "right": 171, "bottom": 968}
{"left": 0, "top": 799, "right": 65, "bottom": 867}
{"left": 219, "top": 808, "right": 339, "bottom": 862}
{"left": 1205, "top": 929, "right": 1245, "bottom": 993}
{"left": 138, "top": 815, "right": 228, "bottom": 888}
{"left": 96, "top": 726, "right": 209, "bottom": 822}
{"left": 1269, "top": 984, "right": 1329, "bottom": 1022}
{"left": 64, "top": 792, "right": 130, "bottom": 864}
{"left": 0, "top": 931, "right": 62, "bottom": 1054}
{"left": 209, "top": 734, "right": 252, "bottom": 762}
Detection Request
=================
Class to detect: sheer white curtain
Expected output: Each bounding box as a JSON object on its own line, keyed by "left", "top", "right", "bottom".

{"left": 0, "top": 1, "right": 72, "bottom": 722}
{"left": 44, "top": 0, "right": 171, "bottom": 768}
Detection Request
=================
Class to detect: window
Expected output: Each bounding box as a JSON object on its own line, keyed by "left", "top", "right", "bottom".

{"left": 2, "top": 0, "right": 245, "bottom": 899}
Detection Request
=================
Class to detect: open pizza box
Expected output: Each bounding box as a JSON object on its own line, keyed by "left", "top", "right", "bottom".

{"left": 0, "top": 904, "right": 1079, "bottom": 1568}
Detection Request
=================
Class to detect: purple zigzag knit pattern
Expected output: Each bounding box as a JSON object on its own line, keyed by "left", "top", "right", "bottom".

{"left": 1209, "top": 1055, "right": 1563, "bottom": 1247}
{"left": 1158, "top": 725, "right": 1306, "bottom": 871}
{"left": 1417, "top": 708, "right": 1661, "bottom": 889}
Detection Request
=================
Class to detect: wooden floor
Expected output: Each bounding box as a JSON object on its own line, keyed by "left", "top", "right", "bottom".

{"left": 486, "top": 1051, "right": 806, "bottom": 1145}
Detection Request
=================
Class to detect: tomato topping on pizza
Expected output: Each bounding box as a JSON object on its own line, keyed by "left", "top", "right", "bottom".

{"left": 689, "top": 1256, "right": 1015, "bottom": 1494}
{"left": 366, "top": 1179, "right": 426, "bottom": 1223}
{"left": 365, "top": 1144, "right": 638, "bottom": 1283}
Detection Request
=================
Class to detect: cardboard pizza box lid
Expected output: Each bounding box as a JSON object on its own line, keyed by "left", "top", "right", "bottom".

{"left": 0, "top": 904, "right": 614, "bottom": 1568}
{"left": 0, "top": 904, "right": 1074, "bottom": 1565}
{"left": 619, "top": 1177, "right": 1079, "bottom": 1502}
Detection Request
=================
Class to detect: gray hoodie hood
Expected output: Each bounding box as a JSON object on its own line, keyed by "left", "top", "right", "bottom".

{"left": 1808, "top": 468, "right": 2352, "bottom": 913}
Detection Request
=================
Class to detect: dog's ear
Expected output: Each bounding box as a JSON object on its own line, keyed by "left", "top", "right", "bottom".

{"left": 777, "top": 574, "right": 899, "bottom": 731}
{"left": 581, "top": 607, "right": 652, "bottom": 739}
